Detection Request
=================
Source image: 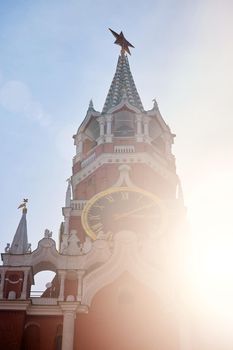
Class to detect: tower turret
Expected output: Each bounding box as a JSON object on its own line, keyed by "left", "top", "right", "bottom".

{"left": 10, "top": 207, "right": 29, "bottom": 255}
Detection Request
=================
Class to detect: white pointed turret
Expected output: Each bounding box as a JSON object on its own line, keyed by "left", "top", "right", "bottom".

{"left": 65, "top": 178, "right": 72, "bottom": 207}
{"left": 88, "top": 99, "right": 94, "bottom": 110}
{"left": 10, "top": 207, "right": 29, "bottom": 254}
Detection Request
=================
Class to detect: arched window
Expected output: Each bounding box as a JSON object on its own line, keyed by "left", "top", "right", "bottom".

{"left": 84, "top": 118, "right": 100, "bottom": 141}
{"left": 31, "top": 270, "right": 56, "bottom": 297}
{"left": 113, "top": 110, "right": 135, "bottom": 137}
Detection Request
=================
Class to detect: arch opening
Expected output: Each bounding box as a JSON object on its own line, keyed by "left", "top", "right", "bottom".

{"left": 31, "top": 270, "right": 56, "bottom": 297}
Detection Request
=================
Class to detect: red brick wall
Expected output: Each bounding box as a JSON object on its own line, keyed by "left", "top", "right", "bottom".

{"left": 74, "top": 163, "right": 175, "bottom": 201}
{"left": 0, "top": 311, "right": 26, "bottom": 349}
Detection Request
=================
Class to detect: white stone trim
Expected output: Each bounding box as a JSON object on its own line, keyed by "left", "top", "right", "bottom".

{"left": 26, "top": 305, "right": 62, "bottom": 316}
{"left": 106, "top": 100, "right": 142, "bottom": 115}
{"left": 60, "top": 302, "right": 79, "bottom": 350}
{"left": 76, "top": 270, "right": 85, "bottom": 302}
{"left": 114, "top": 145, "right": 135, "bottom": 153}
{"left": 82, "top": 231, "right": 173, "bottom": 307}
{"left": 70, "top": 200, "right": 87, "bottom": 211}
{"left": 0, "top": 300, "right": 30, "bottom": 310}
{"left": 81, "top": 152, "right": 96, "bottom": 168}
{"left": 31, "top": 297, "right": 58, "bottom": 305}
{"left": 112, "top": 164, "right": 134, "bottom": 187}
{"left": 72, "top": 152, "right": 177, "bottom": 188}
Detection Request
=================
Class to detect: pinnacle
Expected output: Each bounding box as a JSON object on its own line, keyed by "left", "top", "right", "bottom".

{"left": 10, "top": 209, "right": 29, "bottom": 254}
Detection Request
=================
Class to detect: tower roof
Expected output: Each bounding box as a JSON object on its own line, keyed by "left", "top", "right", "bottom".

{"left": 10, "top": 208, "right": 28, "bottom": 254}
{"left": 102, "top": 52, "right": 144, "bottom": 114}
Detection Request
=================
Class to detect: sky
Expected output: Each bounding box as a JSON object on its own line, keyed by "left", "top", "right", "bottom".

{"left": 0, "top": 0, "right": 233, "bottom": 341}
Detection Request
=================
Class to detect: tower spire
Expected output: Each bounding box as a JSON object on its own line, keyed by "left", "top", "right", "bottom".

{"left": 102, "top": 30, "right": 143, "bottom": 113}
{"left": 10, "top": 200, "right": 29, "bottom": 254}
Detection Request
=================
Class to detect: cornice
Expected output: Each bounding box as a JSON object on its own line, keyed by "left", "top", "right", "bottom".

{"left": 0, "top": 300, "right": 30, "bottom": 311}
{"left": 72, "top": 152, "right": 177, "bottom": 188}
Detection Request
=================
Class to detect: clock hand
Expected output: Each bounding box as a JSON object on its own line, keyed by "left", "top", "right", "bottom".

{"left": 124, "top": 214, "right": 160, "bottom": 219}
{"left": 114, "top": 203, "right": 155, "bottom": 220}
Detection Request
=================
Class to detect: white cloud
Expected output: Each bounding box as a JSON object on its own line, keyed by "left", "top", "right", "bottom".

{"left": 24, "top": 99, "right": 51, "bottom": 127}
{"left": 0, "top": 80, "right": 51, "bottom": 127}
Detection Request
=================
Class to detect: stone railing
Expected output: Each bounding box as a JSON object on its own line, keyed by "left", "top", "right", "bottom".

{"left": 114, "top": 145, "right": 135, "bottom": 153}
{"left": 71, "top": 200, "right": 87, "bottom": 210}
{"left": 31, "top": 297, "right": 58, "bottom": 305}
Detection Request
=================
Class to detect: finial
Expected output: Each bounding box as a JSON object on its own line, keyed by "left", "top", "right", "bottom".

{"left": 44, "top": 229, "right": 52, "bottom": 238}
{"left": 17, "top": 198, "right": 28, "bottom": 213}
{"left": 65, "top": 177, "right": 72, "bottom": 207}
{"left": 109, "top": 28, "right": 135, "bottom": 55}
{"left": 89, "top": 99, "right": 94, "bottom": 109}
{"left": 5, "top": 243, "right": 10, "bottom": 253}
{"left": 152, "top": 98, "right": 159, "bottom": 111}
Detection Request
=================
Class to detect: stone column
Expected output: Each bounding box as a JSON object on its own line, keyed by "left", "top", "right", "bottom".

{"left": 76, "top": 270, "right": 85, "bottom": 302}
{"left": 105, "top": 115, "right": 113, "bottom": 142}
{"left": 74, "top": 134, "right": 83, "bottom": 162}
{"left": 20, "top": 269, "right": 29, "bottom": 299}
{"left": 143, "top": 116, "right": 150, "bottom": 136}
{"left": 136, "top": 114, "right": 143, "bottom": 142}
{"left": 58, "top": 271, "right": 66, "bottom": 301}
{"left": 62, "top": 207, "right": 72, "bottom": 235}
{"left": 97, "top": 116, "right": 105, "bottom": 144}
{"left": 60, "top": 303, "right": 78, "bottom": 350}
{"left": 0, "top": 269, "right": 5, "bottom": 299}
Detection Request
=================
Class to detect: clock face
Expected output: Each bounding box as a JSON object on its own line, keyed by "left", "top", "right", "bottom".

{"left": 81, "top": 187, "right": 165, "bottom": 240}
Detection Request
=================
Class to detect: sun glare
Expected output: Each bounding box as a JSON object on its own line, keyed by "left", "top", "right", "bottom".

{"left": 187, "top": 169, "right": 233, "bottom": 331}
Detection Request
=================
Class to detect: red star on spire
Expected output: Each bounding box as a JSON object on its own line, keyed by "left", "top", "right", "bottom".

{"left": 109, "top": 28, "right": 135, "bottom": 55}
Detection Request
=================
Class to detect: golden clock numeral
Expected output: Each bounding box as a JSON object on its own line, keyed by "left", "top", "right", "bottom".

{"left": 88, "top": 214, "right": 100, "bottom": 221}
{"left": 106, "top": 195, "right": 114, "bottom": 203}
{"left": 106, "top": 231, "right": 113, "bottom": 239}
{"left": 121, "top": 192, "right": 129, "bottom": 200}
{"left": 91, "top": 222, "right": 104, "bottom": 232}
{"left": 93, "top": 204, "right": 105, "bottom": 211}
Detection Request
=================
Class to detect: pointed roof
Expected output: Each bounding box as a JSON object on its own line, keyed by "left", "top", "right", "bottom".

{"left": 102, "top": 52, "right": 144, "bottom": 114}
{"left": 10, "top": 208, "right": 28, "bottom": 254}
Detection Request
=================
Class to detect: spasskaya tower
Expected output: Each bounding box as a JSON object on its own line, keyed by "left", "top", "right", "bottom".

{"left": 0, "top": 29, "right": 190, "bottom": 350}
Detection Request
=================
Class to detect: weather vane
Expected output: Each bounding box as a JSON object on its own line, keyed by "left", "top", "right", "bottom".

{"left": 18, "top": 198, "right": 28, "bottom": 212}
{"left": 109, "top": 28, "right": 134, "bottom": 55}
